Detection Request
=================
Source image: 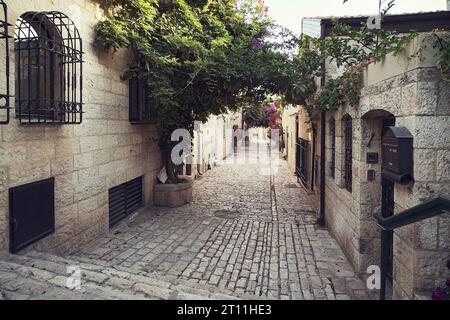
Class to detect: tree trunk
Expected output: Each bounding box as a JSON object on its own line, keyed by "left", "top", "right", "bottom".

{"left": 163, "top": 149, "right": 178, "bottom": 183}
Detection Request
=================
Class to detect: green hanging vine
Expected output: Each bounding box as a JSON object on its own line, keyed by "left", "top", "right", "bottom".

{"left": 434, "top": 32, "right": 450, "bottom": 82}
{"left": 309, "top": 18, "right": 418, "bottom": 112}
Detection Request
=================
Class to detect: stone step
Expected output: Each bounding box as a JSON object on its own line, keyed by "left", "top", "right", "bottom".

{"left": 0, "top": 251, "right": 240, "bottom": 300}
{"left": 0, "top": 253, "right": 186, "bottom": 300}
{"left": 29, "top": 252, "right": 207, "bottom": 299}
{"left": 66, "top": 253, "right": 258, "bottom": 300}
{"left": 0, "top": 258, "right": 139, "bottom": 300}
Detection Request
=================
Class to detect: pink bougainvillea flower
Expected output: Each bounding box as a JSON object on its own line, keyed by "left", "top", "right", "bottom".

{"left": 251, "top": 38, "right": 263, "bottom": 49}
{"left": 432, "top": 287, "right": 447, "bottom": 300}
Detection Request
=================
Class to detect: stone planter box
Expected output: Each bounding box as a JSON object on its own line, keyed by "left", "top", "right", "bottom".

{"left": 154, "top": 178, "right": 194, "bottom": 208}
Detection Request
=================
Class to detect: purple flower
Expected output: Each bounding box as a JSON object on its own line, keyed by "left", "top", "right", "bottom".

{"left": 446, "top": 278, "right": 450, "bottom": 287}
{"left": 251, "top": 38, "right": 263, "bottom": 49}
{"left": 432, "top": 287, "right": 447, "bottom": 301}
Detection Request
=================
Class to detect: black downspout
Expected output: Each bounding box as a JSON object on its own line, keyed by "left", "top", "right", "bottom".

{"left": 319, "top": 111, "right": 326, "bottom": 226}
{"left": 311, "top": 126, "right": 315, "bottom": 192}
{"left": 318, "top": 22, "right": 327, "bottom": 227}
{"left": 380, "top": 228, "right": 391, "bottom": 300}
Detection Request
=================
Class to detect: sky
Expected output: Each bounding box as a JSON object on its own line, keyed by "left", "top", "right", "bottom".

{"left": 263, "top": 0, "right": 448, "bottom": 34}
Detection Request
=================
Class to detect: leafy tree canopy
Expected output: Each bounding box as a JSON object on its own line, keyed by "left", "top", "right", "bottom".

{"left": 95, "top": 0, "right": 300, "bottom": 148}
{"left": 95, "top": 0, "right": 443, "bottom": 180}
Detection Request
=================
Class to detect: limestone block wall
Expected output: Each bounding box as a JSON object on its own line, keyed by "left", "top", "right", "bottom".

{"left": 323, "top": 105, "right": 363, "bottom": 271}
{"left": 194, "top": 115, "right": 225, "bottom": 175}
{"left": 321, "top": 33, "right": 450, "bottom": 299}
{"left": 0, "top": 0, "right": 162, "bottom": 254}
{"left": 281, "top": 106, "right": 300, "bottom": 174}
{"left": 297, "top": 107, "right": 314, "bottom": 190}
{"left": 183, "top": 112, "right": 242, "bottom": 178}
{"left": 285, "top": 113, "right": 297, "bottom": 174}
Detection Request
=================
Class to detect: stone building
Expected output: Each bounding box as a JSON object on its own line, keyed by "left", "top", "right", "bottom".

{"left": 191, "top": 112, "right": 243, "bottom": 176}
{"left": 0, "top": 0, "right": 238, "bottom": 257}
{"left": 288, "top": 12, "right": 450, "bottom": 299}
{"left": 0, "top": 0, "right": 164, "bottom": 254}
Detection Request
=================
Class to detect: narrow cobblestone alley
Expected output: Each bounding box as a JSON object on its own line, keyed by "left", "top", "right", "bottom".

{"left": 69, "top": 141, "right": 376, "bottom": 300}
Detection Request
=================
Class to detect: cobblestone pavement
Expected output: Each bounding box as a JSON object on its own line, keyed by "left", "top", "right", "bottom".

{"left": 71, "top": 142, "right": 377, "bottom": 300}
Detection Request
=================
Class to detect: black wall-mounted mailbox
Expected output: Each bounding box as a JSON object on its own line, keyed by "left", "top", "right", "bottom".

{"left": 382, "top": 127, "right": 414, "bottom": 185}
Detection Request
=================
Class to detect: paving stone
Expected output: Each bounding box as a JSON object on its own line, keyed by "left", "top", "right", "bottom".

{"left": 0, "top": 143, "right": 375, "bottom": 300}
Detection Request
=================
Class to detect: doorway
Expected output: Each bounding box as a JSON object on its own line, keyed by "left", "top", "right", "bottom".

{"left": 362, "top": 110, "right": 396, "bottom": 289}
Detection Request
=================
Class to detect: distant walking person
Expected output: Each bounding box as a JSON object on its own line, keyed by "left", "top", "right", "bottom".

{"left": 233, "top": 125, "right": 239, "bottom": 153}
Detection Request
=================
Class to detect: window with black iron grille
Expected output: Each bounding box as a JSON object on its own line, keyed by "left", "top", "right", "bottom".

{"left": 329, "top": 117, "right": 336, "bottom": 179}
{"left": 343, "top": 114, "right": 353, "bottom": 192}
{"left": 108, "top": 176, "right": 143, "bottom": 228}
{"left": 14, "top": 11, "right": 83, "bottom": 124}
{"left": 296, "top": 137, "right": 309, "bottom": 187}
{"left": 0, "top": 0, "right": 11, "bottom": 124}
{"left": 129, "top": 77, "right": 152, "bottom": 124}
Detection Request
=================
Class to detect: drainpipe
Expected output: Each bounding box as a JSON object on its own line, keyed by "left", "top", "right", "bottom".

{"left": 318, "top": 22, "right": 327, "bottom": 227}
{"left": 311, "top": 126, "right": 315, "bottom": 192}
{"left": 318, "top": 111, "right": 326, "bottom": 226}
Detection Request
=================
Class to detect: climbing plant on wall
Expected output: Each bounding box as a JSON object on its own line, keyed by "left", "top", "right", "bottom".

{"left": 93, "top": 0, "right": 446, "bottom": 181}
{"left": 434, "top": 32, "right": 450, "bottom": 82}
{"left": 307, "top": 0, "right": 419, "bottom": 112}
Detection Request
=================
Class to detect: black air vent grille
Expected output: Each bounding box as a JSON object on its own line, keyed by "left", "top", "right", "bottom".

{"left": 109, "top": 176, "right": 143, "bottom": 227}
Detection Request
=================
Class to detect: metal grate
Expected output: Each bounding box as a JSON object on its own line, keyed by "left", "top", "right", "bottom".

{"left": 0, "top": 0, "right": 11, "bottom": 124}
{"left": 296, "top": 138, "right": 309, "bottom": 187}
{"left": 329, "top": 117, "right": 336, "bottom": 179}
{"left": 343, "top": 114, "right": 353, "bottom": 192}
{"left": 129, "top": 77, "right": 152, "bottom": 124}
{"left": 108, "top": 176, "right": 144, "bottom": 228}
{"left": 14, "top": 11, "right": 83, "bottom": 124}
{"left": 9, "top": 178, "right": 55, "bottom": 253}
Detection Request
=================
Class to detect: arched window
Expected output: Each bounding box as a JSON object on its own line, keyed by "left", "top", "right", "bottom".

{"left": 14, "top": 11, "right": 83, "bottom": 124}
{"left": 0, "top": 0, "right": 10, "bottom": 124}
{"left": 343, "top": 114, "right": 352, "bottom": 192}
{"left": 329, "top": 117, "right": 336, "bottom": 179}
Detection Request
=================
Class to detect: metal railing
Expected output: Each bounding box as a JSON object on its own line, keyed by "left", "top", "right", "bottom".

{"left": 375, "top": 195, "right": 450, "bottom": 300}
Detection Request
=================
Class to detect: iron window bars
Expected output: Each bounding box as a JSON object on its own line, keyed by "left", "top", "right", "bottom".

{"left": 0, "top": 0, "right": 11, "bottom": 124}
{"left": 129, "top": 76, "right": 153, "bottom": 124}
{"left": 14, "top": 11, "right": 83, "bottom": 124}
{"left": 296, "top": 138, "right": 309, "bottom": 187}
{"left": 343, "top": 114, "right": 353, "bottom": 192}
{"left": 329, "top": 117, "right": 336, "bottom": 179}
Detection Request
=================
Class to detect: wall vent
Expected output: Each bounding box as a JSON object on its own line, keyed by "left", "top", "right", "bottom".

{"left": 108, "top": 176, "right": 144, "bottom": 228}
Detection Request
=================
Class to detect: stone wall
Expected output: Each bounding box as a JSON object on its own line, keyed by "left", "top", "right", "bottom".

{"left": 281, "top": 106, "right": 299, "bottom": 174}
{"left": 178, "top": 112, "right": 242, "bottom": 178}
{"left": 0, "top": 0, "right": 162, "bottom": 254}
{"left": 315, "top": 33, "right": 450, "bottom": 299}
{"left": 189, "top": 112, "right": 242, "bottom": 176}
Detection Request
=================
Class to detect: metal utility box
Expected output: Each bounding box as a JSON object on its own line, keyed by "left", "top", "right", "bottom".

{"left": 9, "top": 178, "right": 55, "bottom": 253}
{"left": 381, "top": 127, "right": 414, "bottom": 185}
{"left": 367, "top": 152, "right": 379, "bottom": 164}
